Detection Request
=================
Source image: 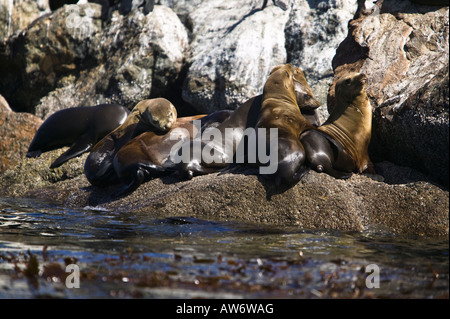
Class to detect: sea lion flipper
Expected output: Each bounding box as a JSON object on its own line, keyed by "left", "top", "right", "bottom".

{"left": 114, "top": 163, "right": 167, "bottom": 197}
{"left": 312, "top": 129, "right": 344, "bottom": 156}
{"left": 113, "top": 170, "right": 146, "bottom": 198}
{"left": 50, "top": 134, "right": 94, "bottom": 169}
{"left": 323, "top": 167, "right": 353, "bottom": 179}
{"left": 26, "top": 150, "right": 42, "bottom": 158}
{"left": 293, "top": 166, "right": 310, "bottom": 181}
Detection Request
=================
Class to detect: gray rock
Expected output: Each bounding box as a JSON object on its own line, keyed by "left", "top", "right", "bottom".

{"left": 0, "top": 4, "right": 188, "bottom": 117}
{"left": 157, "top": 0, "right": 204, "bottom": 33}
{"left": 286, "top": 0, "right": 356, "bottom": 124}
{"left": 181, "top": 0, "right": 291, "bottom": 113}
{"left": 176, "top": 0, "right": 356, "bottom": 117}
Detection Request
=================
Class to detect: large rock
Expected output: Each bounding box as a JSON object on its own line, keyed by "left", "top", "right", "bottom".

{"left": 0, "top": 3, "right": 188, "bottom": 117}
{"left": 330, "top": 0, "right": 449, "bottom": 186}
{"left": 0, "top": 147, "right": 87, "bottom": 197}
{"left": 1, "top": 151, "right": 448, "bottom": 238}
{"left": 285, "top": 0, "right": 356, "bottom": 123}
{"left": 181, "top": 0, "right": 291, "bottom": 114}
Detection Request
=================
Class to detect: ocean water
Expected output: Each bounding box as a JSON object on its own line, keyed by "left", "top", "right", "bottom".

{"left": 0, "top": 197, "right": 448, "bottom": 299}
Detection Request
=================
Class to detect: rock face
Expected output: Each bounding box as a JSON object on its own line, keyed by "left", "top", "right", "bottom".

{"left": 181, "top": 0, "right": 291, "bottom": 114}
{"left": 285, "top": 0, "right": 356, "bottom": 122}
{"left": 0, "top": 3, "right": 188, "bottom": 117}
{"left": 0, "top": 0, "right": 357, "bottom": 119}
{"left": 2, "top": 0, "right": 446, "bottom": 130}
{"left": 330, "top": 0, "right": 449, "bottom": 186}
{"left": 172, "top": 0, "right": 355, "bottom": 118}
{"left": 0, "top": 0, "right": 50, "bottom": 42}
{"left": 0, "top": 97, "right": 43, "bottom": 173}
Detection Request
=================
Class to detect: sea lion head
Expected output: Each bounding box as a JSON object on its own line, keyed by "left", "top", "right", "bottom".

{"left": 137, "top": 98, "right": 177, "bottom": 132}
{"left": 264, "top": 64, "right": 297, "bottom": 102}
{"left": 335, "top": 72, "right": 368, "bottom": 104}
{"left": 261, "top": 64, "right": 313, "bottom": 134}
{"left": 292, "top": 67, "right": 321, "bottom": 111}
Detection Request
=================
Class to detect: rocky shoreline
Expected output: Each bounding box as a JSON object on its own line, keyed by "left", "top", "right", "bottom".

{"left": 0, "top": 145, "right": 448, "bottom": 238}
{"left": 0, "top": 1, "right": 448, "bottom": 238}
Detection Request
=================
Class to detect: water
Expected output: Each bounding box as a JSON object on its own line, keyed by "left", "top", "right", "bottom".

{"left": 0, "top": 197, "right": 448, "bottom": 299}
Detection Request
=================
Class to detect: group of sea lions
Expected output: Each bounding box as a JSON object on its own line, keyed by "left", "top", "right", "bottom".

{"left": 27, "top": 64, "right": 374, "bottom": 195}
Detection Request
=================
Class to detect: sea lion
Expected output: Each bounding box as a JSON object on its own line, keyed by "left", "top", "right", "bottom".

{"left": 293, "top": 68, "right": 321, "bottom": 127}
{"left": 84, "top": 98, "right": 177, "bottom": 186}
{"left": 112, "top": 111, "right": 232, "bottom": 195}
{"left": 176, "top": 64, "right": 320, "bottom": 179}
{"left": 254, "top": 64, "right": 315, "bottom": 186}
{"left": 26, "top": 103, "right": 129, "bottom": 168}
{"left": 300, "top": 72, "right": 373, "bottom": 178}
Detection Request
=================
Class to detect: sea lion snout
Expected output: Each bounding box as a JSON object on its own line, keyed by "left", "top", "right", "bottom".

{"left": 138, "top": 99, "right": 177, "bottom": 133}
{"left": 356, "top": 73, "right": 368, "bottom": 85}
{"left": 336, "top": 72, "right": 368, "bottom": 101}
{"left": 292, "top": 68, "right": 321, "bottom": 111}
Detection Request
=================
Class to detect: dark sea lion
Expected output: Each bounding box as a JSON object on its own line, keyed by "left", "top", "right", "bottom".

{"left": 176, "top": 65, "right": 320, "bottom": 179}
{"left": 112, "top": 111, "right": 232, "bottom": 195}
{"left": 300, "top": 72, "right": 373, "bottom": 178}
{"left": 84, "top": 98, "right": 177, "bottom": 186}
{"left": 26, "top": 103, "right": 129, "bottom": 168}
{"left": 254, "top": 64, "right": 315, "bottom": 186}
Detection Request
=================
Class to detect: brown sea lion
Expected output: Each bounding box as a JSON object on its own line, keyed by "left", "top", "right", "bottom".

{"left": 254, "top": 64, "right": 315, "bottom": 186}
{"left": 84, "top": 98, "right": 177, "bottom": 186}
{"left": 293, "top": 68, "right": 321, "bottom": 127}
{"left": 176, "top": 64, "right": 320, "bottom": 180}
{"left": 26, "top": 103, "right": 129, "bottom": 168}
{"left": 112, "top": 111, "right": 233, "bottom": 195}
{"left": 300, "top": 72, "right": 374, "bottom": 178}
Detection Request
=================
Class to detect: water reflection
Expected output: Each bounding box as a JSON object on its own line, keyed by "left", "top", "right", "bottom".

{"left": 0, "top": 197, "right": 448, "bottom": 298}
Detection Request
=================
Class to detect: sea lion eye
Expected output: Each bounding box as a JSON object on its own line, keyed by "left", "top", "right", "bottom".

{"left": 345, "top": 78, "right": 352, "bottom": 85}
